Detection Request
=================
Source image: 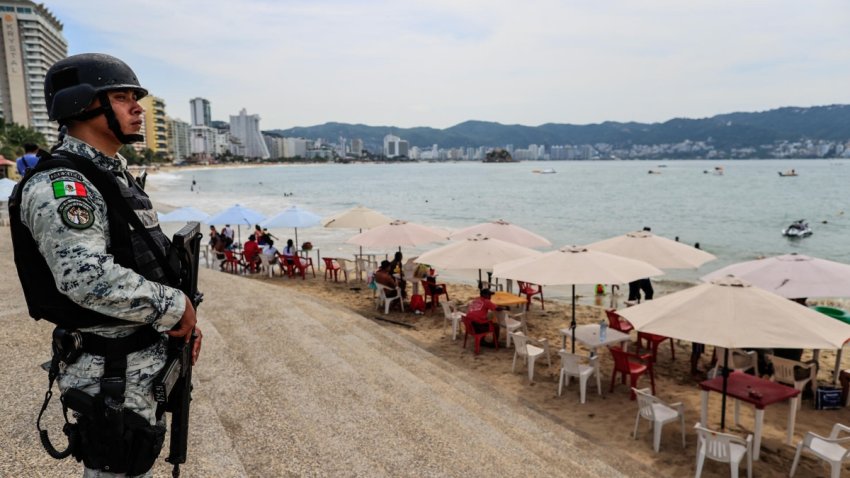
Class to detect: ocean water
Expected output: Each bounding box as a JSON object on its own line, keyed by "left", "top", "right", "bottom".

{"left": 147, "top": 159, "right": 850, "bottom": 295}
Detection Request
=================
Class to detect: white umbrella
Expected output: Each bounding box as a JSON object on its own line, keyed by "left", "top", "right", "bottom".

{"left": 262, "top": 205, "right": 322, "bottom": 247}
{"left": 587, "top": 230, "right": 716, "bottom": 269}
{"left": 449, "top": 219, "right": 552, "bottom": 248}
{"left": 322, "top": 206, "right": 393, "bottom": 230}
{"left": 618, "top": 275, "right": 850, "bottom": 428}
{"left": 207, "top": 204, "right": 265, "bottom": 245}
{"left": 415, "top": 234, "right": 542, "bottom": 285}
{"left": 346, "top": 219, "right": 446, "bottom": 250}
{"left": 159, "top": 206, "right": 210, "bottom": 223}
{"left": 701, "top": 253, "right": 850, "bottom": 299}
{"left": 493, "top": 245, "right": 664, "bottom": 352}
{"left": 0, "top": 177, "right": 16, "bottom": 199}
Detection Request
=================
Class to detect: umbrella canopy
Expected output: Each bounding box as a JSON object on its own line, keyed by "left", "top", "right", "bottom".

{"left": 416, "top": 234, "right": 541, "bottom": 271}
{"left": 0, "top": 177, "right": 16, "bottom": 199}
{"left": 262, "top": 205, "right": 322, "bottom": 247}
{"left": 346, "top": 219, "right": 446, "bottom": 249}
{"left": 449, "top": 219, "right": 552, "bottom": 248}
{"left": 158, "top": 206, "right": 210, "bottom": 223}
{"left": 494, "top": 245, "right": 663, "bottom": 352}
{"left": 700, "top": 253, "right": 850, "bottom": 299}
{"left": 207, "top": 204, "right": 265, "bottom": 245}
{"left": 322, "top": 206, "right": 393, "bottom": 230}
{"left": 586, "top": 230, "right": 716, "bottom": 269}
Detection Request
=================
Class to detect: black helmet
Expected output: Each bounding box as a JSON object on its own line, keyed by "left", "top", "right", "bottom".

{"left": 44, "top": 53, "right": 147, "bottom": 122}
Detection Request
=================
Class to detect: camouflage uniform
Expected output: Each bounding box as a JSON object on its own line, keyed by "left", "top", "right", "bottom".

{"left": 19, "top": 135, "right": 185, "bottom": 478}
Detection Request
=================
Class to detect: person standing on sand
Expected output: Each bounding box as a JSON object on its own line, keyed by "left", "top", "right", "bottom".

{"left": 8, "top": 53, "right": 201, "bottom": 477}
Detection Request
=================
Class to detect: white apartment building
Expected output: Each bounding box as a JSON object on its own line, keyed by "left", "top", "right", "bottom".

{"left": 383, "top": 134, "right": 411, "bottom": 158}
{"left": 168, "top": 118, "right": 191, "bottom": 162}
{"left": 190, "top": 97, "right": 211, "bottom": 127}
{"left": 229, "top": 108, "right": 269, "bottom": 159}
{"left": 283, "top": 137, "right": 310, "bottom": 158}
{"left": 263, "top": 134, "right": 285, "bottom": 159}
{"left": 0, "top": 1, "right": 67, "bottom": 145}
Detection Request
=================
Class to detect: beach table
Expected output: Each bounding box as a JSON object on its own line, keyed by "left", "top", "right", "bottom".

{"left": 490, "top": 291, "right": 527, "bottom": 309}
{"left": 699, "top": 372, "right": 800, "bottom": 460}
{"left": 559, "top": 324, "right": 630, "bottom": 355}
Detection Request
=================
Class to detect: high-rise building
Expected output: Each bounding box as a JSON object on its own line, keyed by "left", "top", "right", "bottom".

{"left": 167, "top": 118, "right": 190, "bottom": 162}
{"left": 229, "top": 108, "right": 269, "bottom": 159}
{"left": 383, "top": 134, "right": 401, "bottom": 158}
{"left": 351, "top": 138, "right": 363, "bottom": 157}
{"left": 263, "top": 133, "right": 284, "bottom": 159}
{"left": 189, "top": 97, "right": 211, "bottom": 127}
{"left": 0, "top": 1, "right": 67, "bottom": 144}
{"left": 139, "top": 95, "right": 168, "bottom": 156}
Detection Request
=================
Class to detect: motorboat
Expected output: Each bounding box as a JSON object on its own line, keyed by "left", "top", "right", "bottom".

{"left": 532, "top": 168, "right": 556, "bottom": 174}
{"left": 782, "top": 220, "right": 812, "bottom": 238}
{"left": 778, "top": 170, "right": 798, "bottom": 177}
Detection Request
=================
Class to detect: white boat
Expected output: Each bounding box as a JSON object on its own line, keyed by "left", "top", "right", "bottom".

{"left": 532, "top": 168, "right": 556, "bottom": 174}
{"left": 782, "top": 220, "right": 812, "bottom": 238}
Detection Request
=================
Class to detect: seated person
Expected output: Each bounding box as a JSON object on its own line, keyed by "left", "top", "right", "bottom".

{"left": 211, "top": 233, "right": 227, "bottom": 268}
{"left": 375, "top": 260, "right": 406, "bottom": 299}
{"left": 262, "top": 238, "right": 280, "bottom": 260}
{"left": 388, "top": 251, "right": 407, "bottom": 296}
{"left": 243, "top": 234, "right": 261, "bottom": 272}
{"left": 465, "top": 289, "right": 505, "bottom": 343}
{"left": 282, "top": 239, "right": 297, "bottom": 264}
{"left": 425, "top": 268, "right": 445, "bottom": 295}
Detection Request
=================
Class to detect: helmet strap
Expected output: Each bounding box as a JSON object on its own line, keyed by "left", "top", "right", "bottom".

{"left": 97, "top": 91, "right": 144, "bottom": 144}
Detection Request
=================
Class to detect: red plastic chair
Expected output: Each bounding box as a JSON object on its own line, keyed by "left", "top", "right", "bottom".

{"left": 637, "top": 332, "right": 676, "bottom": 363}
{"left": 421, "top": 279, "right": 449, "bottom": 314}
{"left": 322, "top": 257, "right": 342, "bottom": 282}
{"left": 462, "top": 315, "right": 498, "bottom": 355}
{"left": 608, "top": 346, "right": 655, "bottom": 400}
{"left": 222, "top": 250, "right": 244, "bottom": 274}
{"left": 517, "top": 280, "right": 544, "bottom": 310}
{"left": 605, "top": 309, "right": 634, "bottom": 334}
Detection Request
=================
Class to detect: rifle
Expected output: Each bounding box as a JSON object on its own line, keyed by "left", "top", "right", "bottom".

{"left": 154, "top": 221, "right": 203, "bottom": 478}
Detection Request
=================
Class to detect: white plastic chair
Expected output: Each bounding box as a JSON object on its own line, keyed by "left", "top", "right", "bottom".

{"left": 790, "top": 423, "right": 850, "bottom": 478}
{"left": 354, "top": 257, "right": 372, "bottom": 282}
{"left": 631, "top": 387, "right": 685, "bottom": 452}
{"left": 335, "top": 258, "right": 356, "bottom": 283}
{"left": 439, "top": 301, "right": 464, "bottom": 340}
{"left": 694, "top": 422, "right": 752, "bottom": 478}
{"left": 767, "top": 354, "right": 817, "bottom": 410}
{"left": 710, "top": 347, "right": 759, "bottom": 378}
{"left": 509, "top": 332, "right": 551, "bottom": 383}
{"left": 258, "top": 253, "right": 278, "bottom": 278}
{"left": 376, "top": 283, "right": 403, "bottom": 314}
{"left": 502, "top": 311, "right": 528, "bottom": 348}
{"left": 559, "top": 351, "right": 600, "bottom": 404}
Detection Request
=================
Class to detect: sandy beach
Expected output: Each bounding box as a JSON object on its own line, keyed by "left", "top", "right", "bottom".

{"left": 2, "top": 227, "right": 849, "bottom": 477}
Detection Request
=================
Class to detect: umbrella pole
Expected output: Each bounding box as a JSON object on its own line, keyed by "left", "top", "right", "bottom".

{"left": 571, "top": 284, "right": 577, "bottom": 353}
{"left": 720, "top": 348, "right": 729, "bottom": 430}
{"left": 478, "top": 269, "right": 482, "bottom": 289}
{"left": 295, "top": 228, "right": 299, "bottom": 249}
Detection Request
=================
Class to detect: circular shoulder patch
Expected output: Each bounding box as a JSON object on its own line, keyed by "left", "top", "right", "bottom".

{"left": 58, "top": 198, "right": 95, "bottom": 230}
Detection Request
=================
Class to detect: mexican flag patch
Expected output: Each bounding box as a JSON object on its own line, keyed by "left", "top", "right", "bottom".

{"left": 52, "top": 181, "right": 87, "bottom": 198}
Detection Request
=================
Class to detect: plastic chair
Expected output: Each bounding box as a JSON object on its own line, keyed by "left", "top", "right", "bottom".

{"left": 509, "top": 332, "right": 550, "bottom": 383}
{"left": 694, "top": 422, "right": 752, "bottom": 478}
{"left": 631, "top": 387, "right": 685, "bottom": 452}
{"left": 605, "top": 309, "right": 634, "bottom": 334}
{"left": 637, "top": 332, "right": 676, "bottom": 362}
{"left": 335, "top": 258, "right": 355, "bottom": 283}
{"left": 354, "top": 257, "right": 371, "bottom": 282}
{"left": 502, "top": 311, "right": 528, "bottom": 348}
{"left": 258, "top": 253, "right": 279, "bottom": 278}
{"left": 516, "top": 280, "right": 544, "bottom": 310}
{"left": 462, "top": 315, "right": 498, "bottom": 355}
{"left": 710, "top": 348, "right": 758, "bottom": 378}
{"left": 608, "top": 346, "right": 655, "bottom": 400}
{"left": 767, "top": 354, "right": 816, "bottom": 409}
{"left": 439, "top": 301, "right": 464, "bottom": 340}
{"left": 558, "top": 351, "right": 600, "bottom": 404}
{"left": 790, "top": 423, "right": 850, "bottom": 478}
{"left": 376, "top": 283, "right": 403, "bottom": 314}
{"left": 421, "top": 279, "right": 449, "bottom": 313}
{"left": 322, "top": 257, "right": 342, "bottom": 282}
{"left": 222, "top": 250, "right": 244, "bottom": 274}
{"left": 293, "top": 256, "right": 315, "bottom": 279}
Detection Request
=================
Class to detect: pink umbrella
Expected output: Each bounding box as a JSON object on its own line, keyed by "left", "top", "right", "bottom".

{"left": 346, "top": 220, "right": 446, "bottom": 250}
{"left": 449, "top": 219, "right": 551, "bottom": 248}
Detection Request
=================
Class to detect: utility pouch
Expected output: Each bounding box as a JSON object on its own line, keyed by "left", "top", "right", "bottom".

{"left": 64, "top": 388, "right": 165, "bottom": 475}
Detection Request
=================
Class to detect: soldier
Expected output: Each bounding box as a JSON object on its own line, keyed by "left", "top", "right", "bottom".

{"left": 10, "top": 53, "right": 202, "bottom": 477}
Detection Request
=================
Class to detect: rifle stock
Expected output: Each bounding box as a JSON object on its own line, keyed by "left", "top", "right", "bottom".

{"left": 162, "top": 221, "right": 203, "bottom": 477}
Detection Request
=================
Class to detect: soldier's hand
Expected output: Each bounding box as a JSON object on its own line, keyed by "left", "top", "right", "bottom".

{"left": 167, "top": 295, "right": 197, "bottom": 343}
{"left": 191, "top": 327, "right": 203, "bottom": 365}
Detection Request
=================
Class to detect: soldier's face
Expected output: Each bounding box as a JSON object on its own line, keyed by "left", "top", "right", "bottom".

{"left": 106, "top": 89, "right": 144, "bottom": 135}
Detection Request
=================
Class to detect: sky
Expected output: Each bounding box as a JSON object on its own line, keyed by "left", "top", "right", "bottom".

{"left": 49, "top": 0, "right": 850, "bottom": 131}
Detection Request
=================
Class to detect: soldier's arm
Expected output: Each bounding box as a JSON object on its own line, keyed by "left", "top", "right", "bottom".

{"left": 20, "top": 169, "right": 185, "bottom": 331}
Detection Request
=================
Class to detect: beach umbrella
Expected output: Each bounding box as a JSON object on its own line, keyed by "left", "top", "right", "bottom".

{"left": 262, "top": 205, "right": 322, "bottom": 247}
{"left": 493, "top": 245, "right": 663, "bottom": 352}
{"left": 700, "top": 253, "right": 850, "bottom": 299}
{"left": 207, "top": 204, "right": 265, "bottom": 245}
{"left": 415, "top": 234, "right": 542, "bottom": 285}
{"left": 586, "top": 230, "right": 716, "bottom": 269}
{"left": 449, "top": 219, "right": 552, "bottom": 249}
{"left": 158, "top": 206, "right": 210, "bottom": 223}
{"left": 322, "top": 206, "right": 393, "bottom": 230}
{"left": 0, "top": 177, "right": 17, "bottom": 199}
{"left": 617, "top": 275, "right": 850, "bottom": 429}
{"left": 346, "top": 219, "right": 446, "bottom": 251}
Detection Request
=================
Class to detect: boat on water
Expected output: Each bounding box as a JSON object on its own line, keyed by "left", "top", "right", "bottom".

{"left": 778, "top": 169, "right": 798, "bottom": 177}
{"left": 532, "top": 168, "right": 556, "bottom": 174}
{"left": 703, "top": 166, "right": 724, "bottom": 175}
{"left": 782, "top": 219, "right": 812, "bottom": 238}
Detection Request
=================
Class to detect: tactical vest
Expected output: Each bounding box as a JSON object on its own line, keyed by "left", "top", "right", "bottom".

{"left": 8, "top": 151, "right": 178, "bottom": 329}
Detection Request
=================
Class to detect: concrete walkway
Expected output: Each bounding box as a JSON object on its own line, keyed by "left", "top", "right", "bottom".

{"left": 1, "top": 238, "right": 652, "bottom": 477}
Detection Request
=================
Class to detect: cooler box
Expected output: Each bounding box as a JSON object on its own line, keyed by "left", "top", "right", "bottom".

{"left": 815, "top": 386, "right": 844, "bottom": 410}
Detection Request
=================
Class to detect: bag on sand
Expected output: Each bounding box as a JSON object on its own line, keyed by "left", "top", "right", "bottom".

{"left": 409, "top": 294, "right": 425, "bottom": 312}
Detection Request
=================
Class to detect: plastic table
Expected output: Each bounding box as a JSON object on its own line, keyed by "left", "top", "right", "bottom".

{"left": 699, "top": 372, "right": 800, "bottom": 460}
{"left": 559, "top": 324, "right": 630, "bottom": 354}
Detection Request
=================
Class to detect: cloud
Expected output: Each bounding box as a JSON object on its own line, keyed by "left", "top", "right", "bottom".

{"left": 48, "top": 0, "right": 850, "bottom": 130}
